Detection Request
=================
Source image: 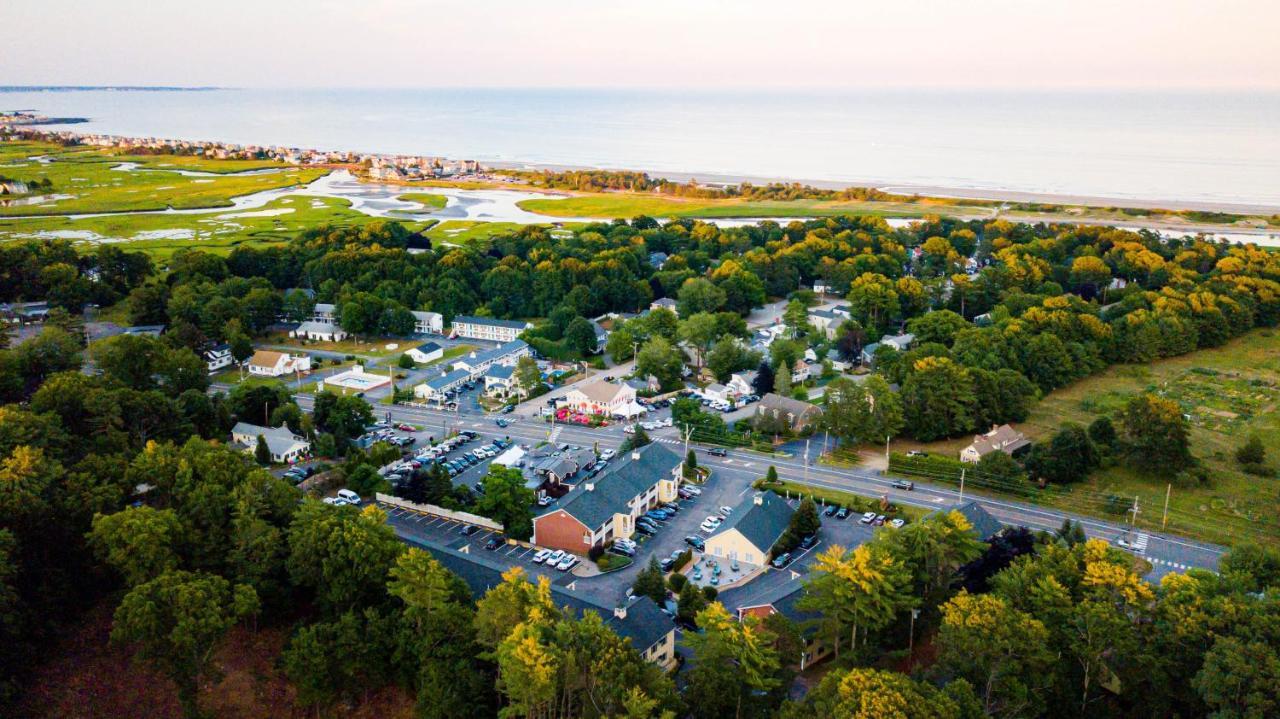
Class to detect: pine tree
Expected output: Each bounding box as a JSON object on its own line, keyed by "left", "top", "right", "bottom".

{"left": 254, "top": 434, "right": 271, "bottom": 464}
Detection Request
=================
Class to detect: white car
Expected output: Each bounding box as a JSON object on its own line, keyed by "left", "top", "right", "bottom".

{"left": 860, "top": 511, "right": 877, "bottom": 525}
{"left": 322, "top": 497, "right": 348, "bottom": 506}
{"left": 532, "top": 549, "right": 552, "bottom": 564}
{"left": 337, "top": 489, "right": 362, "bottom": 504}
{"left": 556, "top": 556, "right": 577, "bottom": 571}
{"left": 623, "top": 425, "right": 636, "bottom": 434}
{"left": 545, "top": 549, "right": 566, "bottom": 566}
{"left": 889, "top": 518, "right": 906, "bottom": 529}
{"left": 661, "top": 418, "right": 673, "bottom": 428}
{"left": 683, "top": 485, "right": 702, "bottom": 496}
{"left": 700, "top": 521, "right": 720, "bottom": 533}
{"left": 718, "top": 505, "right": 733, "bottom": 517}
{"left": 600, "top": 449, "right": 616, "bottom": 460}
{"left": 615, "top": 539, "right": 637, "bottom": 551}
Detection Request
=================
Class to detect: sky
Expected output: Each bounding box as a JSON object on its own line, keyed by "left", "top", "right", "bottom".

{"left": 3, "top": 0, "right": 1278, "bottom": 90}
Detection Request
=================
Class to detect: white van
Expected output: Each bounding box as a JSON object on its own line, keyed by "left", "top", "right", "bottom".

{"left": 336, "top": 489, "right": 362, "bottom": 505}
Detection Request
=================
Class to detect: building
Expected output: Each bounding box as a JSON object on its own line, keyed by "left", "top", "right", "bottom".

{"left": 0, "top": 301, "right": 50, "bottom": 324}
{"left": 532, "top": 443, "right": 684, "bottom": 555}
{"left": 323, "top": 364, "right": 392, "bottom": 393}
{"left": 406, "top": 341, "right": 444, "bottom": 364}
{"left": 452, "top": 340, "right": 530, "bottom": 379}
{"left": 960, "top": 424, "right": 1030, "bottom": 463}
{"left": 728, "top": 583, "right": 831, "bottom": 670}
{"left": 204, "top": 343, "right": 233, "bottom": 373}
{"left": 860, "top": 332, "right": 916, "bottom": 366}
{"left": 451, "top": 315, "right": 532, "bottom": 343}
{"left": 412, "top": 310, "right": 443, "bottom": 334}
{"left": 312, "top": 303, "right": 337, "bottom": 322}
{"left": 561, "top": 380, "right": 642, "bottom": 417}
{"left": 589, "top": 320, "right": 609, "bottom": 354}
{"left": 791, "top": 359, "right": 811, "bottom": 383}
{"left": 807, "top": 305, "right": 852, "bottom": 340}
{"left": 702, "top": 383, "right": 732, "bottom": 404}
{"left": 414, "top": 368, "right": 471, "bottom": 401}
{"left": 753, "top": 393, "right": 823, "bottom": 433}
{"left": 483, "top": 364, "right": 517, "bottom": 397}
{"left": 230, "top": 422, "right": 311, "bottom": 463}
{"left": 648, "top": 251, "right": 668, "bottom": 269}
{"left": 703, "top": 492, "right": 795, "bottom": 567}
{"left": 290, "top": 320, "right": 348, "bottom": 342}
{"left": 409, "top": 540, "right": 677, "bottom": 670}
{"left": 649, "top": 298, "right": 679, "bottom": 317}
{"left": 727, "top": 370, "right": 758, "bottom": 398}
{"left": 246, "top": 350, "right": 311, "bottom": 377}
{"left": 936, "top": 500, "right": 1006, "bottom": 541}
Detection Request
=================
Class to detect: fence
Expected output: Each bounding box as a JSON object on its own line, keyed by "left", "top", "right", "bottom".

{"left": 375, "top": 493, "right": 505, "bottom": 532}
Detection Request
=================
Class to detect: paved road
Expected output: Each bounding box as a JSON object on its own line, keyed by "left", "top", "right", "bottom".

{"left": 276, "top": 394, "right": 1225, "bottom": 581}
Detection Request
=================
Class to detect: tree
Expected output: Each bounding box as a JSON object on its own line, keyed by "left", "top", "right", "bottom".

{"left": 564, "top": 316, "right": 599, "bottom": 356}
{"left": 975, "top": 450, "right": 1025, "bottom": 486}
{"left": 677, "top": 277, "right": 727, "bottom": 317}
{"left": 685, "top": 448, "right": 698, "bottom": 479}
{"left": 846, "top": 273, "right": 899, "bottom": 334}
{"left": 1193, "top": 636, "right": 1280, "bottom": 719}
{"left": 684, "top": 602, "right": 782, "bottom": 719}
{"left": 633, "top": 556, "right": 667, "bottom": 605}
{"left": 514, "top": 355, "right": 542, "bottom": 398}
{"left": 678, "top": 312, "right": 721, "bottom": 367}
{"left": 622, "top": 425, "right": 652, "bottom": 451}
{"left": 878, "top": 509, "right": 986, "bottom": 611}
{"left": 1236, "top": 434, "right": 1267, "bottom": 467}
{"left": 636, "top": 335, "right": 684, "bottom": 391}
{"left": 89, "top": 506, "right": 184, "bottom": 586}
{"left": 312, "top": 391, "right": 374, "bottom": 451}
{"left": 475, "top": 466, "right": 535, "bottom": 540}
{"left": 935, "top": 591, "right": 1053, "bottom": 718}
{"left": 901, "top": 357, "right": 975, "bottom": 441}
{"left": 287, "top": 501, "right": 402, "bottom": 613}
{"left": 907, "top": 310, "right": 969, "bottom": 347}
{"left": 1119, "top": 393, "right": 1193, "bottom": 471}
{"left": 795, "top": 667, "right": 978, "bottom": 719}
{"left": 344, "top": 463, "right": 389, "bottom": 497}
{"left": 1086, "top": 416, "right": 1116, "bottom": 450}
{"left": 1218, "top": 542, "right": 1280, "bottom": 591}
{"left": 799, "top": 543, "right": 915, "bottom": 656}
{"left": 677, "top": 578, "right": 708, "bottom": 626}
{"left": 254, "top": 434, "right": 271, "bottom": 464}
{"left": 397, "top": 353, "right": 415, "bottom": 369}
{"left": 785, "top": 497, "right": 821, "bottom": 544}
{"left": 821, "top": 376, "right": 904, "bottom": 446}
{"left": 1024, "top": 423, "right": 1098, "bottom": 485}
{"left": 705, "top": 337, "right": 757, "bottom": 381}
{"left": 110, "top": 570, "right": 259, "bottom": 719}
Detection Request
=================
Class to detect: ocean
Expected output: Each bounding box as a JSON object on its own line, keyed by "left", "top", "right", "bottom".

{"left": 3, "top": 88, "right": 1279, "bottom": 208}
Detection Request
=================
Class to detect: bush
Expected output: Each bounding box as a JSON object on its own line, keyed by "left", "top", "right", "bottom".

{"left": 672, "top": 549, "right": 693, "bottom": 573}
{"left": 588, "top": 545, "right": 605, "bottom": 561}
{"left": 397, "top": 353, "right": 415, "bottom": 369}
{"left": 702, "top": 586, "right": 718, "bottom": 601}
{"left": 668, "top": 573, "right": 688, "bottom": 593}
{"left": 1236, "top": 435, "right": 1267, "bottom": 466}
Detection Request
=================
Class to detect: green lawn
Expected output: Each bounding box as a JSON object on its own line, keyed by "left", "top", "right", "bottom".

{"left": 425, "top": 220, "right": 543, "bottom": 245}
{"left": 884, "top": 329, "right": 1280, "bottom": 546}
{"left": 397, "top": 192, "right": 448, "bottom": 212}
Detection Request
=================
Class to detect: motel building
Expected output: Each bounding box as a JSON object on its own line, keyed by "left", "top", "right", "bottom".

{"left": 532, "top": 443, "right": 684, "bottom": 555}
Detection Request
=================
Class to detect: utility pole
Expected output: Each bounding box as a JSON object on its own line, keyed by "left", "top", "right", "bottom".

{"left": 683, "top": 424, "right": 693, "bottom": 458}
{"left": 1129, "top": 495, "right": 1140, "bottom": 534}
{"left": 909, "top": 608, "right": 920, "bottom": 657}
{"left": 803, "top": 439, "right": 810, "bottom": 485}
{"left": 957, "top": 468, "right": 966, "bottom": 504}
{"left": 884, "top": 435, "right": 890, "bottom": 463}
{"left": 1161, "top": 483, "right": 1171, "bottom": 531}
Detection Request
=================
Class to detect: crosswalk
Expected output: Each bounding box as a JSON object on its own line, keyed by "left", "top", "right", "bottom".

{"left": 548, "top": 426, "right": 563, "bottom": 443}
{"left": 1150, "top": 556, "right": 1191, "bottom": 571}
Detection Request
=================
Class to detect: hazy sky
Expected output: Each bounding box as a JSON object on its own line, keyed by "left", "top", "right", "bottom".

{"left": 3, "top": 0, "right": 1277, "bottom": 89}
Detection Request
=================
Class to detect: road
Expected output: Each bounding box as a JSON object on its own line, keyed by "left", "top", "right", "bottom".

{"left": 272, "top": 389, "right": 1225, "bottom": 580}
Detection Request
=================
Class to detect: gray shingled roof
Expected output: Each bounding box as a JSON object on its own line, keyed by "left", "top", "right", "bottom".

{"left": 401, "top": 537, "right": 672, "bottom": 652}
{"left": 939, "top": 501, "right": 1004, "bottom": 541}
{"left": 550, "top": 443, "right": 682, "bottom": 530}
{"left": 709, "top": 491, "right": 794, "bottom": 554}
{"left": 425, "top": 368, "right": 470, "bottom": 390}
{"left": 457, "top": 340, "right": 529, "bottom": 368}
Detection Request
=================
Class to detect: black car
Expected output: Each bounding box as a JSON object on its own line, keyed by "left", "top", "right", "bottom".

{"left": 460, "top": 525, "right": 479, "bottom": 536}
{"left": 835, "top": 507, "right": 850, "bottom": 520}
{"left": 484, "top": 536, "right": 502, "bottom": 550}
{"left": 771, "top": 553, "right": 792, "bottom": 569}
{"left": 799, "top": 534, "right": 817, "bottom": 550}
{"left": 708, "top": 447, "right": 727, "bottom": 457}
{"left": 891, "top": 479, "right": 915, "bottom": 491}
{"left": 823, "top": 504, "right": 838, "bottom": 517}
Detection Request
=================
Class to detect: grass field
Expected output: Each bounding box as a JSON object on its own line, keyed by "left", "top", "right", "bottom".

{"left": 397, "top": 192, "right": 448, "bottom": 212}
{"left": 0, "top": 141, "right": 328, "bottom": 216}
{"left": 423, "top": 220, "right": 577, "bottom": 245}
{"left": 515, "top": 193, "right": 985, "bottom": 220}
{"left": 883, "top": 329, "right": 1280, "bottom": 546}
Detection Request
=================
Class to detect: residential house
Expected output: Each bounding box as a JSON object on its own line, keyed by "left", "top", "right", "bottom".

{"left": 649, "top": 298, "right": 679, "bottom": 316}
{"left": 412, "top": 310, "right": 443, "bottom": 334}
{"left": 648, "top": 251, "right": 668, "bottom": 269}
{"left": 703, "top": 492, "right": 795, "bottom": 567}
{"left": 483, "top": 364, "right": 517, "bottom": 397}
{"left": 791, "top": 359, "right": 811, "bottom": 383}
{"left": 588, "top": 320, "right": 609, "bottom": 354}
{"left": 727, "top": 371, "right": 758, "bottom": 398}
{"left": 934, "top": 500, "right": 1006, "bottom": 541}
{"left": 0, "top": 301, "right": 50, "bottom": 324}
{"left": 230, "top": 422, "right": 310, "bottom": 463}
{"left": 753, "top": 393, "right": 823, "bottom": 434}
{"left": 960, "top": 424, "right": 1030, "bottom": 463}
{"left": 729, "top": 583, "right": 831, "bottom": 670}
{"left": 414, "top": 368, "right": 470, "bottom": 401}
{"left": 312, "top": 303, "right": 337, "bottom": 323}
{"left": 860, "top": 332, "right": 915, "bottom": 365}
{"left": 406, "top": 341, "right": 444, "bottom": 364}
{"left": 246, "top": 350, "right": 311, "bottom": 377}
{"left": 451, "top": 340, "right": 530, "bottom": 379}
{"left": 204, "top": 343, "right": 233, "bottom": 373}
{"left": 532, "top": 443, "right": 684, "bottom": 555}
{"left": 290, "top": 320, "right": 348, "bottom": 342}
{"left": 702, "top": 383, "right": 733, "bottom": 404}
{"left": 450, "top": 315, "right": 532, "bottom": 343}
{"left": 807, "top": 305, "right": 852, "bottom": 340}
{"left": 561, "top": 380, "right": 641, "bottom": 417}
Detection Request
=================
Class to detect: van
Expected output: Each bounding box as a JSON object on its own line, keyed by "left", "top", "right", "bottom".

{"left": 336, "top": 489, "right": 362, "bottom": 504}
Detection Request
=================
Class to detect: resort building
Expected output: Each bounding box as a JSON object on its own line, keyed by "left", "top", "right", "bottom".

{"left": 230, "top": 422, "right": 311, "bottom": 463}
{"left": 412, "top": 310, "right": 443, "bottom": 334}
{"left": 246, "top": 350, "right": 311, "bottom": 377}
{"left": 406, "top": 341, "right": 444, "bottom": 364}
{"left": 451, "top": 340, "right": 530, "bottom": 379}
{"left": 960, "top": 424, "right": 1030, "bottom": 463}
{"left": 483, "top": 364, "right": 517, "bottom": 397}
{"left": 450, "top": 315, "right": 532, "bottom": 343}
{"left": 703, "top": 492, "right": 795, "bottom": 568}
{"left": 414, "top": 368, "right": 470, "bottom": 401}
{"left": 531, "top": 444, "right": 684, "bottom": 555}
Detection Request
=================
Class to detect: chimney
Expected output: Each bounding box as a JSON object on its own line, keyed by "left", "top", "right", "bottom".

{"left": 631, "top": 450, "right": 641, "bottom": 461}
{"left": 584, "top": 482, "right": 595, "bottom": 492}
{"left": 753, "top": 493, "right": 764, "bottom": 506}
{"left": 613, "top": 603, "right": 628, "bottom": 620}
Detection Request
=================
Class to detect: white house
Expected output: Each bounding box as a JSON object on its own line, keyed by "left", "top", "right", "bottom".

{"left": 960, "top": 425, "right": 1031, "bottom": 463}
{"left": 649, "top": 298, "right": 679, "bottom": 317}
{"left": 231, "top": 422, "right": 311, "bottom": 463}
{"left": 791, "top": 359, "right": 812, "bottom": 383}
{"left": 312, "top": 303, "right": 337, "bottom": 322}
{"left": 247, "top": 350, "right": 311, "bottom": 377}
{"left": 290, "top": 320, "right": 348, "bottom": 342}
{"left": 204, "top": 343, "right": 233, "bottom": 373}
{"left": 414, "top": 368, "right": 470, "bottom": 401}
{"left": 450, "top": 315, "right": 532, "bottom": 343}
{"left": 451, "top": 340, "right": 530, "bottom": 379}
{"left": 860, "top": 332, "right": 916, "bottom": 366}
{"left": 807, "top": 305, "right": 852, "bottom": 340}
{"left": 702, "top": 383, "right": 733, "bottom": 403}
{"left": 406, "top": 341, "right": 444, "bottom": 364}
{"left": 484, "top": 364, "right": 517, "bottom": 397}
{"left": 412, "top": 310, "right": 443, "bottom": 334}
{"left": 727, "top": 371, "right": 758, "bottom": 398}
{"left": 561, "top": 380, "right": 643, "bottom": 417}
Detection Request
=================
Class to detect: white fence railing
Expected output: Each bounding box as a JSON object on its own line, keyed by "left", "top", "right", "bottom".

{"left": 376, "top": 493, "right": 504, "bottom": 532}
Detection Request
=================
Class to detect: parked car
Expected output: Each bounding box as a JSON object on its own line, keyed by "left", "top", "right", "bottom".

{"left": 891, "top": 479, "right": 915, "bottom": 491}
{"left": 532, "top": 549, "right": 551, "bottom": 564}
{"left": 718, "top": 505, "right": 733, "bottom": 517}
{"left": 873, "top": 514, "right": 887, "bottom": 526}
{"left": 889, "top": 518, "right": 906, "bottom": 529}
{"left": 906, "top": 450, "right": 927, "bottom": 457}
{"left": 799, "top": 534, "right": 817, "bottom": 550}
{"left": 684, "top": 535, "right": 705, "bottom": 550}
{"left": 771, "top": 553, "right": 792, "bottom": 569}
{"left": 836, "top": 507, "right": 850, "bottom": 520}
{"left": 336, "top": 489, "right": 362, "bottom": 505}
{"left": 496, "top": 418, "right": 508, "bottom": 427}
{"left": 556, "top": 556, "right": 577, "bottom": 571}
{"left": 600, "top": 449, "right": 616, "bottom": 460}
{"left": 823, "top": 504, "right": 838, "bottom": 517}
{"left": 460, "top": 524, "right": 480, "bottom": 536}
{"left": 860, "top": 511, "right": 877, "bottom": 524}
{"left": 484, "top": 536, "right": 503, "bottom": 551}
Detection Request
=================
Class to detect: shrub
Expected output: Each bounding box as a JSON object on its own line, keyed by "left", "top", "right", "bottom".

{"left": 702, "top": 586, "right": 718, "bottom": 601}
{"left": 668, "top": 573, "right": 688, "bottom": 593}
{"left": 588, "top": 545, "right": 605, "bottom": 561}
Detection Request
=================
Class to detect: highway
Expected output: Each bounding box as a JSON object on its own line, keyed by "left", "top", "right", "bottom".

{"left": 272, "top": 388, "right": 1226, "bottom": 580}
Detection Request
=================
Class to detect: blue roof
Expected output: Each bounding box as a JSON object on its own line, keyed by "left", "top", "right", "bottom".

{"left": 457, "top": 340, "right": 529, "bottom": 367}
{"left": 454, "top": 315, "right": 531, "bottom": 330}
{"left": 425, "top": 368, "right": 470, "bottom": 390}
{"left": 414, "top": 341, "right": 443, "bottom": 353}
{"left": 486, "top": 364, "right": 515, "bottom": 380}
